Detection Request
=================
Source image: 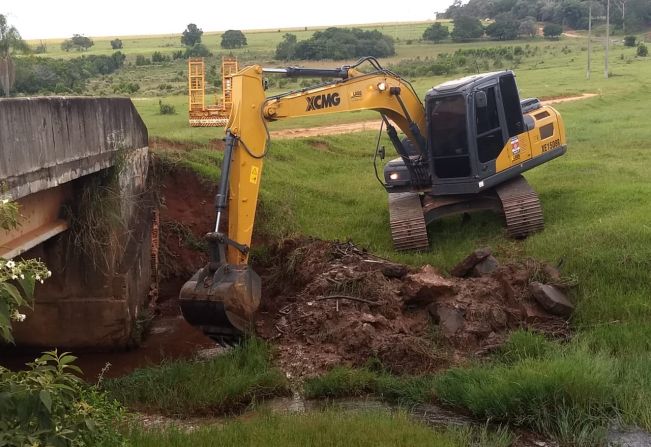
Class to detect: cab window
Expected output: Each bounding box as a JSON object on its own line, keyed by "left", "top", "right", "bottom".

{"left": 475, "top": 86, "right": 503, "bottom": 163}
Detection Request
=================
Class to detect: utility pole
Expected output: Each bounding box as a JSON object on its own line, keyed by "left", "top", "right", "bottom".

{"left": 605, "top": 0, "right": 610, "bottom": 79}
{"left": 587, "top": 2, "right": 592, "bottom": 79}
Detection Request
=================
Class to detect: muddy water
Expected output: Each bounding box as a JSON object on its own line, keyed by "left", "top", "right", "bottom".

{"left": 263, "top": 394, "right": 475, "bottom": 426}
{"left": 0, "top": 314, "right": 217, "bottom": 380}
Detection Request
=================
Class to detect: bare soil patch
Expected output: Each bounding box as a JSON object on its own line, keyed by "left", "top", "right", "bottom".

{"left": 156, "top": 166, "right": 214, "bottom": 296}
{"left": 254, "top": 239, "right": 571, "bottom": 378}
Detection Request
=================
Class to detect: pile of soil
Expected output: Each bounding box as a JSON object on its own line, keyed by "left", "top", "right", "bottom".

{"left": 255, "top": 239, "right": 571, "bottom": 378}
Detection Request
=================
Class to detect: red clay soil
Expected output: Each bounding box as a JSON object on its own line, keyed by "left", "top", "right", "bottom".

{"left": 254, "top": 239, "right": 571, "bottom": 378}
{"left": 154, "top": 167, "right": 571, "bottom": 378}
{"left": 156, "top": 166, "right": 215, "bottom": 295}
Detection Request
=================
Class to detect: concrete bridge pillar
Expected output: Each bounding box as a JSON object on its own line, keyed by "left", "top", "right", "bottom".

{"left": 0, "top": 97, "right": 153, "bottom": 349}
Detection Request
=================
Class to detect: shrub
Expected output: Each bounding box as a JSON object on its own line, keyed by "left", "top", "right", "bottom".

{"left": 543, "top": 23, "right": 563, "bottom": 39}
{"left": 451, "top": 16, "right": 484, "bottom": 41}
{"left": 423, "top": 23, "right": 450, "bottom": 42}
{"left": 151, "top": 51, "right": 170, "bottom": 63}
{"left": 624, "top": 35, "right": 636, "bottom": 47}
{"left": 15, "top": 54, "right": 125, "bottom": 94}
{"left": 0, "top": 351, "right": 125, "bottom": 447}
{"left": 158, "top": 100, "right": 176, "bottom": 115}
{"left": 637, "top": 43, "right": 648, "bottom": 57}
{"left": 135, "top": 55, "right": 151, "bottom": 66}
{"left": 183, "top": 43, "right": 212, "bottom": 58}
{"left": 110, "top": 38, "right": 123, "bottom": 50}
{"left": 113, "top": 81, "right": 140, "bottom": 94}
{"left": 0, "top": 201, "right": 125, "bottom": 446}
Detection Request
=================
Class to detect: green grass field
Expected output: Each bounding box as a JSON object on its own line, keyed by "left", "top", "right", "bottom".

{"left": 142, "top": 37, "right": 651, "bottom": 443}
{"left": 26, "top": 21, "right": 651, "bottom": 445}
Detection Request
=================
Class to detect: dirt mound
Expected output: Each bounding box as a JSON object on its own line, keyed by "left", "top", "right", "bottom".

{"left": 255, "top": 239, "right": 571, "bottom": 378}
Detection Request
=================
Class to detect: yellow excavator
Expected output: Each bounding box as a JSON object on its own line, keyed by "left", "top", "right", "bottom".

{"left": 179, "top": 57, "right": 566, "bottom": 342}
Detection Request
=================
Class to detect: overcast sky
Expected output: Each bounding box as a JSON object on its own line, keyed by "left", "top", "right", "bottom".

{"left": 5, "top": 0, "right": 454, "bottom": 40}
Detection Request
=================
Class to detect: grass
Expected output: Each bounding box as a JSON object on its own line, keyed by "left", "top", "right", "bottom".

{"left": 130, "top": 35, "right": 647, "bottom": 147}
{"left": 29, "top": 20, "right": 651, "bottom": 444}
{"left": 146, "top": 64, "right": 651, "bottom": 442}
{"left": 435, "top": 343, "right": 620, "bottom": 445}
{"left": 126, "top": 409, "right": 514, "bottom": 447}
{"left": 303, "top": 331, "right": 649, "bottom": 445}
{"left": 102, "top": 338, "right": 288, "bottom": 416}
{"left": 304, "top": 365, "right": 436, "bottom": 405}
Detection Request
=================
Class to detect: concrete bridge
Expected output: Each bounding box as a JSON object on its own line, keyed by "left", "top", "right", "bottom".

{"left": 0, "top": 97, "right": 152, "bottom": 349}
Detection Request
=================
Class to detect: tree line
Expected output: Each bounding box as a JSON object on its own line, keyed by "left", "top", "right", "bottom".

{"left": 422, "top": 17, "right": 562, "bottom": 42}
{"left": 275, "top": 27, "right": 395, "bottom": 61}
{"left": 443, "top": 0, "right": 651, "bottom": 32}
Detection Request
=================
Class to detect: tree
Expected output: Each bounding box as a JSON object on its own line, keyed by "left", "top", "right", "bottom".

{"left": 221, "top": 30, "right": 247, "bottom": 49}
{"left": 181, "top": 23, "right": 203, "bottom": 46}
{"left": 110, "top": 38, "right": 123, "bottom": 50}
{"left": 0, "top": 15, "right": 27, "bottom": 97}
{"left": 423, "top": 23, "right": 450, "bottom": 42}
{"left": 543, "top": 23, "right": 563, "bottom": 39}
{"left": 61, "top": 34, "right": 93, "bottom": 51}
{"left": 451, "top": 16, "right": 484, "bottom": 41}
{"left": 637, "top": 42, "right": 648, "bottom": 57}
{"left": 72, "top": 34, "right": 93, "bottom": 50}
{"left": 275, "top": 33, "right": 297, "bottom": 60}
{"left": 288, "top": 27, "right": 395, "bottom": 60}
{"left": 518, "top": 17, "right": 538, "bottom": 37}
{"left": 486, "top": 15, "right": 520, "bottom": 40}
{"left": 555, "top": 0, "right": 589, "bottom": 29}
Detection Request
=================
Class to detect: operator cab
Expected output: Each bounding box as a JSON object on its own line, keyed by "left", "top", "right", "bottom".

{"left": 384, "top": 70, "right": 528, "bottom": 195}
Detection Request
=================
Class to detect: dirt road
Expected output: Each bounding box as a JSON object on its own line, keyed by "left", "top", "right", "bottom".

{"left": 270, "top": 93, "right": 597, "bottom": 139}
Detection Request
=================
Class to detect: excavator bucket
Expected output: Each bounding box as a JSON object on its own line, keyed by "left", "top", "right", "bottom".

{"left": 179, "top": 264, "right": 261, "bottom": 343}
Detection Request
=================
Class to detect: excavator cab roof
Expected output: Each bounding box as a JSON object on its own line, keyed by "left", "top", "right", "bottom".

{"left": 426, "top": 70, "right": 515, "bottom": 97}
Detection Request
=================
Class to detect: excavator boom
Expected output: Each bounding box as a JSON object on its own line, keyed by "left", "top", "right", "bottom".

{"left": 180, "top": 59, "right": 434, "bottom": 341}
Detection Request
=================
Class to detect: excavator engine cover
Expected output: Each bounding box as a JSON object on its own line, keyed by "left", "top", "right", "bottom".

{"left": 179, "top": 264, "right": 261, "bottom": 342}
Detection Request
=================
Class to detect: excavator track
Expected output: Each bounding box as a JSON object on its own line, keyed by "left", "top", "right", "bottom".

{"left": 495, "top": 175, "right": 544, "bottom": 238}
{"left": 388, "top": 192, "right": 429, "bottom": 251}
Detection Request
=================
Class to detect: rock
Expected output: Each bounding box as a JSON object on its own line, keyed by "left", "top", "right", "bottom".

{"left": 431, "top": 305, "right": 465, "bottom": 335}
{"left": 471, "top": 255, "right": 500, "bottom": 277}
{"left": 530, "top": 282, "right": 574, "bottom": 317}
{"left": 402, "top": 265, "right": 456, "bottom": 305}
{"left": 450, "top": 247, "right": 492, "bottom": 277}
{"left": 381, "top": 263, "right": 409, "bottom": 279}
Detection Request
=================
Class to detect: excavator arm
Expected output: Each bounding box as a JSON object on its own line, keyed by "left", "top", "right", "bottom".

{"left": 180, "top": 58, "right": 430, "bottom": 342}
